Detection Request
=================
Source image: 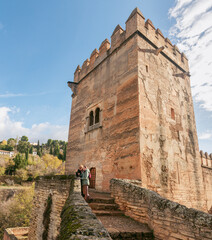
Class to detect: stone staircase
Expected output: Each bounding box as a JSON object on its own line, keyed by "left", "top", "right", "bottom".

{"left": 88, "top": 189, "right": 154, "bottom": 240}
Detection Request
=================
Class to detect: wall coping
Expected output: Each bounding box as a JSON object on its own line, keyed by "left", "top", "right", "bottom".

{"left": 110, "top": 178, "right": 212, "bottom": 229}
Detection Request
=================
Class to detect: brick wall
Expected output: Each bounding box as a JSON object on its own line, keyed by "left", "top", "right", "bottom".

{"left": 110, "top": 179, "right": 212, "bottom": 240}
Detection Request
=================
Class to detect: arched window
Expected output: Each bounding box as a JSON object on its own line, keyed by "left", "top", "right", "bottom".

{"left": 89, "top": 111, "right": 94, "bottom": 126}
{"left": 95, "top": 108, "right": 100, "bottom": 124}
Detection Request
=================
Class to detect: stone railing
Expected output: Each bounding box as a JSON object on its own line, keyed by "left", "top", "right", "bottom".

{"left": 110, "top": 178, "right": 212, "bottom": 240}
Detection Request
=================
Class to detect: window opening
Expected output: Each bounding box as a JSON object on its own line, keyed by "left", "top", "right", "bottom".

{"left": 95, "top": 108, "right": 100, "bottom": 124}
{"left": 89, "top": 111, "right": 94, "bottom": 126}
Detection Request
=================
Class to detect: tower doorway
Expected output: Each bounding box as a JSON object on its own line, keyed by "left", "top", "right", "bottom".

{"left": 89, "top": 167, "right": 96, "bottom": 189}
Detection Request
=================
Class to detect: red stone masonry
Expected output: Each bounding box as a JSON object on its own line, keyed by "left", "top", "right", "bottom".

{"left": 66, "top": 7, "right": 211, "bottom": 213}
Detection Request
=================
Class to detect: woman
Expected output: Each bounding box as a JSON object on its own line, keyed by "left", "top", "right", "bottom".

{"left": 81, "top": 166, "right": 90, "bottom": 201}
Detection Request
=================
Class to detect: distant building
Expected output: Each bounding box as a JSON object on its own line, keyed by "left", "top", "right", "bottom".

{"left": 30, "top": 142, "right": 37, "bottom": 146}
{"left": 0, "top": 150, "right": 14, "bottom": 158}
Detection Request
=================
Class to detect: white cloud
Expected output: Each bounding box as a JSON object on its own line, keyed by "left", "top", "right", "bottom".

{"left": 169, "top": 0, "right": 212, "bottom": 111}
{"left": 0, "top": 93, "right": 25, "bottom": 98}
{"left": 199, "top": 132, "right": 212, "bottom": 140}
{"left": 0, "top": 92, "right": 48, "bottom": 98}
{"left": 0, "top": 107, "right": 68, "bottom": 143}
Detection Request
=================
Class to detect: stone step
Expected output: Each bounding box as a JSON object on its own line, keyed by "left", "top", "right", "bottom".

{"left": 98, "top": 216, "right": 154, "bottom": 240}
{"left": 89, "top": 197, "right": 115, "bottom": 204}
{"left": 89, "top": 202, "right": 119, "bottom": 210}
{"left": 109, "top": 231, "right": 154, "bottom": 240}
{"left": 92, "top": 210, "right": 125, "bottom": 216}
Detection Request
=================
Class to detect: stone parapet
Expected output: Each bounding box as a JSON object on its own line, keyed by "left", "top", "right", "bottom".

{"left": 4, "top": 227, "right": 29, "bottom": 240}
{"left": 28, "top": 175, "right": 76, "bottom": 240}
{"left": 58, "top": 191, "right": 111, "bottom": 239}
{"left": 73, "top": 7, "right": 188, "bottom": 84}
{"left": 27, "top": 175, "right": 110, "bottom": 239}
{"left": 200, "top": 150, "right": 212, "bottom": 168}
{"left": 110, "top": 178, "right": 212, "bottom": 240}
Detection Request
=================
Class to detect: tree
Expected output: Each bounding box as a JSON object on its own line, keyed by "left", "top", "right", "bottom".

{"left": 13, "top": 154, "right": 27, "bottom": 170}
{"left": 53, "top": 144, "right": 60, "bottom": 157}
{"left": 29, "top": 146, "right": 33, "bottom": 154}
{"left": 0, "top": 187, "right": 34, "bottom": 239}
{"left": 59, "top": 140, "right": 65, "bottom": 147}
{"left": 47, "top": 139, "right": 52, "bottom": 147}
{"left": 50, "top": 145, "right": 53, "bottom": 155}
{"left": 1, "top": 140, "right": 7, "bottom": 145}
{"left": 52, "top": 140, "right": 58, "bottom": 147}
{"left": 0, "top": 145, "right": 13, "bottom": 151}
{"left": 17, "top": 141, "right": 29, "bottom": 153}
{"left": 37, "top": 140, "right": 41, "bottom": 157}
{"left": 25, "top": 149, "right": 29, "bottom": 165}
{"left": 21, "top": 136, "right": 28, "bottom": 142}
{"left": 7, "top": 138, "right": 16, "bottom": 148}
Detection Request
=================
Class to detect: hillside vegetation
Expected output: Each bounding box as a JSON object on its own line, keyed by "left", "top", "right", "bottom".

{"left": 0, "top": 136, "right": 67, "bottom": 180}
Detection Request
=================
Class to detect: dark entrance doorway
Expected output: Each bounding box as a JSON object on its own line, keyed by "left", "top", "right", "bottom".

{"left": 89, "top": 167, "right": 96, "bottom": 189}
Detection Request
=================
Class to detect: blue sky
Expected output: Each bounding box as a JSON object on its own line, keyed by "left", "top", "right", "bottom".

{"left": 0, "top": 0, "right": 211, "bottom": 153}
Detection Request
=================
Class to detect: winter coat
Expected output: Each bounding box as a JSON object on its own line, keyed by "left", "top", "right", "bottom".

{"left": 81, "top": 169, "right": 90, "bottom": 186}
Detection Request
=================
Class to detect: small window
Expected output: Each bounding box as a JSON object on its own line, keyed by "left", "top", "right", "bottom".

{"left": 89, "top": 111, "right": 94, "bottom": 126}
{"left": 146, "top": 65, "right": 148, "bottom": 72}
{"left": 95, "top": 108, "right": 100, "bottom": 124}
{"left": 171, "top": 108, "right": 175, "bottom": 120}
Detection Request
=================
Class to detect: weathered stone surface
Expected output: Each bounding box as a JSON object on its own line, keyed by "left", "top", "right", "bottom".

{"left": 28, "top": 175, "right": 75, "bottom": 240}
{"left": 27, "top": 175, "right": 111, "bottom": 240}
{"left": 110, "top": 179, "right": 212, "bottom": 240}
{"left": 58, "top": 192, "right": 111, "bottom": 240}
{"left": 66, "top": 7, "right": 211, "bottom": 213}
{"left": 4, "top": 227, "right": 29, "bottom": 240}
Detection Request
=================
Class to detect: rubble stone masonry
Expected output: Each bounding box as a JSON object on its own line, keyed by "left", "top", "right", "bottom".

{"left": 66, "top": 7, "right": 211, "bottom": 212}
{"left": 27, "top": 175, "right": 110, "bottom": 240}
{"left": 110, "top": 179, "right": 212, "bottom": 240}
{"left": 28, "top": 176, "right": 72, "bottom": 240}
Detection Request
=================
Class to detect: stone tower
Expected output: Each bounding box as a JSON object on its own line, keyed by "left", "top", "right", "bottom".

{"left": 66, "top": 8, "right": 211, "bottom": 212}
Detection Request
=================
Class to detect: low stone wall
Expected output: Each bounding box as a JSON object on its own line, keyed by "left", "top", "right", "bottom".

{"left": 28, "top": 175, "right": 111, "bottom": 240}
{"left": 28, "top": 175, "right": 74, "bottom": 240}
{"left": 58, "top": 190, "right": 111, "bottom": 239}
{"left": 4, "top": 227, "right": 29, "bottom": 240}
{"left": 202, "top": 166, "right": 212, "bottom": 213}
{"left": 110, "top": 178, "right": 212, "bottom": 240}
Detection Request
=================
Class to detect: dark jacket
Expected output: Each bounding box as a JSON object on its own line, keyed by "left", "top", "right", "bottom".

{"left": 76, "top": 169, "right": 82, "bottom": 178}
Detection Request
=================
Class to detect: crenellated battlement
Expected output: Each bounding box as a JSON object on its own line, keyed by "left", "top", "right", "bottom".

{"left": 200, "top": 150, "right": 212, "bottom": 168}
{"left": 73, "top": 7, "right": 189, "bottom": 83}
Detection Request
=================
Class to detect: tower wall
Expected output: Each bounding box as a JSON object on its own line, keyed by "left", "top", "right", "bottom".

{"left": 66, "top": 34, "right": 141, "bottom": 190}
{"left": 66, "top": 8, "right": 210, "bottom": 212}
